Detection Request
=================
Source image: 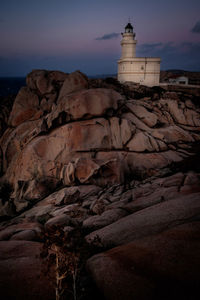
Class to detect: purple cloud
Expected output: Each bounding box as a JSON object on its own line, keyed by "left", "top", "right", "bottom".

{"left": 95, "top": 32, "right": 120, "bottom": 40}
{"left": 191, "top": 21, "right": 200, "bottom": 33}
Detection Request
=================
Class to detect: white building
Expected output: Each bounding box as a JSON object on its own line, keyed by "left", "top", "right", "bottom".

{"left": 118, "top": 23, "right": 161, "bottom": 86}
{"left": 168, "top": 76, "right": 189, "bottom": 85}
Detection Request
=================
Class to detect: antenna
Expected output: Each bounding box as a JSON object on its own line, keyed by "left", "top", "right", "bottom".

{"left": 128, "top": 17, "right": 131, "bottom": 23}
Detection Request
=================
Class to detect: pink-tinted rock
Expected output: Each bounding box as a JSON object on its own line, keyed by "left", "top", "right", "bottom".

{"left": 151, "top": 125, "right": 194, "bottom": 144}
{"left": 47, "top": 88, "right": 122, "bottom": 128}
{"left": 58, "top": 70, "right": 88, "bottom": 98}
{"left": 12, "top": 178, "right": 59, "bottom": 212}
{"left": 0, "top": 222, "right": 43, "bottom": 241}
{"left": 126, "top": 101, "right": 158, "bottom": 127}
{"left": 1, "top": 69, "right": 200, "bottom": 217}
{"left": 83, "top": 208, "right": 128, "bottom": 231}
{"left": 85, "top": 192, "right": 200, "bottom": 248}
{"left": 122, "top": 112, "right": 150, "bottom": 131}
{"left": 42, "top": 185, "right": 101, "bottom": 206}
{"left": 0, "top": 241, "right": 55, "bottom": 300}
{"left": 167, "top": 100, "right": 187, "bottom": 125}
{"left": 4, "top": 117, "right": 132, "bottom": 191}
{"left": 1, "top": 118, "right": 45, "bottom": 172}
{"left": 123, "top": 186, "right": 178, "bottom": 213}
{"left": 126, "top": 151, "right": 182, "bottom": 176}
{"left": 21, "top": 205, "right": 53, "bottom": 223}
{"left": 45, "top": 214, "right": 77, "bottom": 232}
{"left": 75, "top": 158, "right": 100, "bottom": 183}
{"left": 184, "top": 108, "right": 200, "bottom": 126}
{"left": 26, "top": 69, "right": 68, "bottom": 95}
{"left": 163, "top": 91, "right": 180, "bottom": 100}
{"left": 10, "top": 229, "right": 38, "bottom": 241}
{"left": 90, "top": 198, "right": 110, "bottom": 215}
{"left": 127, "top": 132, "right": 159, "bottom": 152}
{"left": 8, "top": 87, "right": 41, "bottom": 127}
{"left": 87, "top": 222, "right": 200, "bottom": 300}
{"left": 183, "top": 171, "right": 200, "bottom": 185}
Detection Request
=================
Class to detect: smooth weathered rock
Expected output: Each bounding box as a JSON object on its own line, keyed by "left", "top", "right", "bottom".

{"left": 1, "top": 69, "right": 200, "bottom": 299}
{"left": 58, "top": 70, "right": 88, "bottom": 99}
{"left": 46, "top": 88, "right": 122, "bottom": 129}
{"left": 1, "top": 69, "right": 200, "bottom": 216}
{"left": 127, "top": 132, "right": 159, "bottom": 152}
{"left": 122, "top": 112, "right": 151, "bottom": 131}
{"left": 85, "top": 192, "right": 200, "bottom": 248}
{"left": 50, "top": 203, "right": 88, "bottom": 222}
{"left": 126, "top": 101, "right": 158, "bottom": 127}
{"left": 22, "top": 204, "right": 53, "bottom": 223}
{"left": 10, "top": 229, "right": 38, "bottom": 241}
{"left": 45, "top": 214, "right": 78, "bottom": 231}
{"left": 163, "top": 99, "right": 200, "bottom": 127}
{"left": 4, "top": 117, "right": 132, "bottom": 198}
{"left": 8, "top": 87, "right": 41, "bottom": 127}
{"left": 126, "top": 150, "right": 182, "bottom": 178}
{"left": 0, "top": 222, "right": 43, "bottom": 241}
{"left": 0, "top": 241, "right": 55, "bottom": 300}
{"left": 151, "top": 125, "right": 194, "bottom": 144}
{"left": 1, "top": 118, "right": 45, "bottom": 173}
{"left": 87, "top": 221, "right": 200, "bottom": 300}
{"left": 74, "top": 158, "right": 100, "bottom": 184}
{"left": 26, "top": 69, "right": 68, "bottom": 95}
{"left": 42, "top": 185, "right": 101, "bottom": 206}
{"left": 83, "top": 208, "right": 128, "bottom": 231}
{"left": 90, "top": 198, "right": 110, "bottom": 215}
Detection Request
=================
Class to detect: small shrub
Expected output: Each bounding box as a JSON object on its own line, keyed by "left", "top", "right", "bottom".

{"left": 41, "top": 225, "right": 103, "bottom": 300}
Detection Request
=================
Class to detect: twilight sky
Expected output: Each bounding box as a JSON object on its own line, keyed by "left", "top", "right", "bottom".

{"left": 0, "top": 0, "right": 200, "bottom": 76}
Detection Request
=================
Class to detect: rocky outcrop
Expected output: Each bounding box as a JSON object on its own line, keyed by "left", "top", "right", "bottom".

{"left": 0, "top": 70, "right": 200, "bottom": 299}
{"left": 0, "top": 169, "right": 199, "bottom": 299}
{"left": 87, "top": 221, "right": 200, "bottom": 300}
{"left": 0, "top": 95, "right": 15, "bottom": 139}
{"left": 85, "top": 192, "right": 200, "bottom": 248}
{"left": 1, "top": 70, "right": 200, "bottom": 216}
{"left": 0, "top": 241, "right": 55, "bottom": 300}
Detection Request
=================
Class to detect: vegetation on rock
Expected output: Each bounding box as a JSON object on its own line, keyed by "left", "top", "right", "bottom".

{"left": 0, "top": 70, "right": 200, "bottom": 299}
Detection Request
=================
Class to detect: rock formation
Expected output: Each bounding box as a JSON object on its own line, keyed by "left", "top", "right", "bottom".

{"left": 0, "top": 70, "right": 200, "bottom": 299}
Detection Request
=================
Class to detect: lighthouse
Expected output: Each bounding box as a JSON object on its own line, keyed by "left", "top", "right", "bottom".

{"left": 118, "top": 22, "right": 161, "bottom": 86}
{"left": 120, "top": 23, "right": 137, "bottom": 58}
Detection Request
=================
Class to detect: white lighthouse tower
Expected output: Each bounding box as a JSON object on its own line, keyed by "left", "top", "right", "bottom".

{"left": 118, "top": 22, "right": 161, "bottom": 86}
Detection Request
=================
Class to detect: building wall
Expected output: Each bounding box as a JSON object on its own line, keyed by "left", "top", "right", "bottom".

{"left": 177, "top": 76, "right": 189, "bottom": 85}
{"left": 118, "top": 58, "right": 161, "bottom": 86}
{"left": 168, "top": 76, "right": 189, "bottom": 85}
{"left": 120, "top": 33, "right": 137, "bottom": 58}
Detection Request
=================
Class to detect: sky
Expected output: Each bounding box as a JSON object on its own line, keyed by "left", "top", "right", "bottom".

{"left": 0, "top": 0, "right": 200, "bottom": 76}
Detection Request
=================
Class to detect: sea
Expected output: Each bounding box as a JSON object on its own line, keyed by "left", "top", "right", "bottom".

{"left": 0, "top": 77, "right": 26, "bottom": 98}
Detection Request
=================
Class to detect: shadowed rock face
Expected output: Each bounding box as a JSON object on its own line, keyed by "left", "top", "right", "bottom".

{"left": 0, "top": 241, "right": 55, "bottom": 300}
{"left": 0, "top": 70, "right": 200, "bottom": 215}
{"left": 86, "top": 221, "right": 200, "bottom": 300}
{"left": 0, "top": 70, "right": 200, "bottom": 299}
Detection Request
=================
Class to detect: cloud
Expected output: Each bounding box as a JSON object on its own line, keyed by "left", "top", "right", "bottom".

{"left": 95, "top": 32, "right": 120, "bottom": 40}
{"left": 137, "top": 41, "right": 200, "bottom": 71}
{"left": 138, "top": 42, "right": 175, "bottom": 57}
{"left": 191, "top": 21, "right": 200, "bottom": 33}
{"left": 138, "top": 43, "right": 163, "bottom": 53}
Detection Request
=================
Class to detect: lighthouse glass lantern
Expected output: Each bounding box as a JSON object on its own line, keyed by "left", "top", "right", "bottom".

{"left": 125, "top": 23, "right": 133, "bottom": 33}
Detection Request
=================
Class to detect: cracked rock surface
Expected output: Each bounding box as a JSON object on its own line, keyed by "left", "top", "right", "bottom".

{"left": 0, "top": 70, "right": 200, "bottom": 299}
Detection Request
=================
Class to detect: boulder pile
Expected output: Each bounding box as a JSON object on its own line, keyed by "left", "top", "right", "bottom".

{"left": 0, "top": 70, "right": 200, "bottom": 299}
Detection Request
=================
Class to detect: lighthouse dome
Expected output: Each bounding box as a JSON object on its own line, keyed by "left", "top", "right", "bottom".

{"left": 125, "top": 23, "right": 133, "bottom": 33}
